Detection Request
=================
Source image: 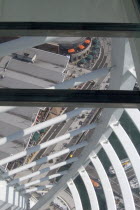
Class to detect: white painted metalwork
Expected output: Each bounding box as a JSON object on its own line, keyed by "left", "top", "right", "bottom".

{"left": 78, "top": 166, "right": 99, "bottom": 210}
{"left": 22, "top": 185, "right": 54, "bottom": 195}
{"left": 110, "top": 122, "right": 140, "bottom": 187}
{"left": 49, "top": 68, "right": 109, "bottom": 89}
{"left": 100, "top": 140, "right": 135, "bottom": 210}
{"left": 90, "top": 155, "right": 116, "bottom": 210}
{"left": 17, "top": 171, "right": 67, "bottom": 190}
{"left": 31, "top": 37, "right": 137, "bottom": 210}
{"left": 67, "top": 179, "right": 83, "bottom": 210}
{"left": 9, "top": 158, "right": 78, "bottom": 185}
{"left": 125, "top": 109, "right": 140, "bottom": 132}
{"left": 3, "top": 141, "right": 87, "bottom": 178}
{"left": 0, "top": 25, "right": 140, "bottom": 210}
{"left": 0, "top": 108, "right": 89, "bottom": 146}
{"left": 0, "top": 123, "right": 96, "bottom": 166}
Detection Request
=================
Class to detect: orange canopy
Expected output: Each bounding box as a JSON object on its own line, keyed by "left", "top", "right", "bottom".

{"left": 78, "top": 45, "right": 85, "bottom": 50}
{"left": 84, "top": 39, "right": 91, "bottom": 44}
{"left": 68, "top": 48, "right": 75, "bottom": 53}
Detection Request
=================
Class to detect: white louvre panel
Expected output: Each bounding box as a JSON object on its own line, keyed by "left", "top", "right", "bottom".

{"left": 90, "top": 155, "right": 116, "bottom": 210}
{"left": 67, "top": 179, "right": 83, "bottom": 210}
{"left": 78, "top": 166, "right": 99, "bottom": 210}
{"left": 110, "top": 122, "right": 140, "bottom": 187}
{"left": 100, "top": 140, "right": 135, "bottom": 210}
{"left": 125, "top": 109, "right": 140, "bottom": 132}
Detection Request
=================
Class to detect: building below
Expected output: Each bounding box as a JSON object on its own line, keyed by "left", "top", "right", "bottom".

{"left": 0, "top": 47, "right": 69, "bottom": 160}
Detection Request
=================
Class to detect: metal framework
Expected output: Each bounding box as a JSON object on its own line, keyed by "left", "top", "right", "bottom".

{"left": 0, "top": 1, "right": 140, "bottom": 209}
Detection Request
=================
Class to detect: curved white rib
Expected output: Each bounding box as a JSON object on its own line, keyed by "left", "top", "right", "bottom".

{"left": 67, "top": 179, "right": 83, "bottom": 210}
{"left": 78, "top": 166, "right": 99, "bottom": 210}
{"left": 125, "top": 109, "right": 140, "bottom": 133}
{"left": 110, "top": 122, "right": 140, "bottom": 187}
{"left": 90, "top": 155, "right": 116, "bottom": 210}
{"left": 100, "top": 140, "right": 135, "bottom": 210}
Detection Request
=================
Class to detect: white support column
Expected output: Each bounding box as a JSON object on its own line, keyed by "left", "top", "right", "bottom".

{"left": 22, "top": 185, "right": 54, "bottom": 195}
{"left": 0, "top": 123, "right": 96, "bottom": 166}
{"left": 0, "top": 37, "right": 56, "bottom": 57}
{"left": 17, "top": 171, "right": 67, "bottom": 191}
{"left": 78, "top": 166, "right": 99, "bottom": 210}
{"left": 0, "top": 108, "right": 89, "bottom": 146}
{"left": 129, "top": 38, "right": 140, "bottom": 87}
{"left": 67, "top": 179, "right": 83, "bottom": 210}
{"left": 100, "top": 140, "right": 135, "bottom": 210}
{"left": 125, "top": 109, "right": 140, "bottom": 133}
{"left": 9, "top": 158, "right": 78, "bottom": 185}
{"left": 110, "top": 122, "right": 140, "bottom": 187}
{"left": 49, "top": 68, "right": 109, "bottom": 89}
{"left": 90, "top": 155, "right": 116, "bottom": 210}
{"left": 3, "top": 141, "right": 87, "bottom": 178}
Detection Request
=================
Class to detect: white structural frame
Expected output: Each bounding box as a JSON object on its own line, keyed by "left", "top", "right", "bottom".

{"left": 22, "top": 185, "right": 54, "bottom": 195}
{"left": 3, "top": 141, "right": 87, "bottom": 178}
{"left": 90, "top": 155, "right": 116, "bottom": 210}
{"left": 78, "top": 166, "right": 99, "bottom": 210}
{"left": 67, "top": 179, "right": 83, "bottom": 210}
{"left": 0, "top": 14, "right": 140, "bottom": 210}
{"left": 100, "top": 140, "right": 135, "bottom": 210}
{"left": 9, "top": 158, "right": 78, "bottom": 185}
{"left": 0, "top": 123, "right": 96, "bottom": 166}
{"left": 30, "top": 37, "right": 140, "bottom": 210}
{"left": 17, "top": 170, "right": 68, "bottom": 191}
{"left": 110, "top": 122, "right": 140, "bottom": 187}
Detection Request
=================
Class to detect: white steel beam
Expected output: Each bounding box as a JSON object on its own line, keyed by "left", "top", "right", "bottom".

{"left": 100, "top": 140, "right": 135, "bottom": 210}
{"left": 22, "top": 185, "right": 54, "bottom": 194}
{"left": 78, "top": 166, "right": 99, "bottom": 210}
{"left": 49, "top": 68, "right": 109, "bottom": 89}
{"left": 90, "top": 155, "right": 116, "bottom": 210}
{"left": 3, "top": 142, "right": 87, "bottom": 178}
{"left": 31, "top": 38, "right": 135, "bottom": 210}
{"left": 125, "top": 108, "right": 140, "bottom": 132}
{"left": 0, "top": 108, "right": 89, "bottom": 146}
{"left": 0, "top": 37, "right": 55, "bottom": 57}
{"left": 17, "top": 171, "right": 67, "bottom": 190}
{"left": 129, "top": 38, "right": 140, "bottom": 87}
{"left": 0, "top": 123, "right": 96, "bottom": 166}
{"left": 9, "top": 158, "right": 78, "bottom": 185}
{"left": 110, "top": 122, "right": 140, "bottom": 187}
{"left": 67, "top": 179, "right": 83, "bottom": 210}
